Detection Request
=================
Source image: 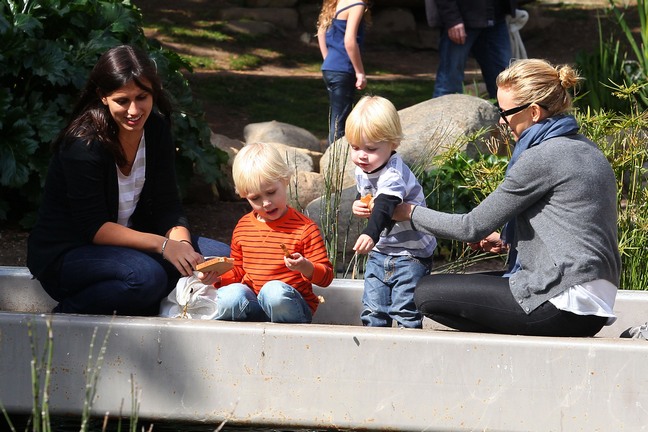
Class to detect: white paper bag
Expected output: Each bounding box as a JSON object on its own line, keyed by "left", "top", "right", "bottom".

{"left": 159, "top": 275, "right": 219, "bottom": 319}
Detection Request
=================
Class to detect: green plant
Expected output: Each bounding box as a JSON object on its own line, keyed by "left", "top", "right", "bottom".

{"left": 0, "top": 0, "right": 228, "bottom": 227}
{"left": 578, "top": 104, "right": 648, "bottom": 291}
{"left": 229, "top": 53, "right": 262, "bottom": 70}
{"left": 418, "top": 129, "right": 509, "bottom": 262}
{"left": 609, "top": 0, "right": 648, "bottom": 107}
{"left": 575, "top": 0, "right": 648, "bottom": 112}
{"left": 318, "top": 141, "right": 354, "bottom": 274}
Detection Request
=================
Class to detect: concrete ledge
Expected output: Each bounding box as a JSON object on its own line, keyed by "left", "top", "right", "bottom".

{"left": 1, "top": 312, "right": 647, "bottom": 431}
{"left": 3, "top": 266, "right": 646, "bottom": 337}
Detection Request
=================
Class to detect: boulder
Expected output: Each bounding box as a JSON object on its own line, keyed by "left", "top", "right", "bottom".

{"left": 319, "top": 136, "right": 357, "bottom": 190}
{"left": 267, "top": 141, "right": 316, "bottom": 173}
{"left": 305, "top": 185, "right": 366, "bottom": 272}
{"left": 289, "top": 171, "right": 325, "bottom": 211}
{"left": 210, "top": 133, "right": 245, "bottom": 200}
{"left": 398, "top": 94, "right": 501, "bottom": 171}
{"left": 211, "top": 132, "right": 244, "bottom": 166}
{"left": 244, "top": 120, "right": 323, "bottom": 152}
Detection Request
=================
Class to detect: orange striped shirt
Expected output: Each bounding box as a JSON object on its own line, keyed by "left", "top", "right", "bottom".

{"left": 218, "top": 207, "right": 333, "bottom": 312}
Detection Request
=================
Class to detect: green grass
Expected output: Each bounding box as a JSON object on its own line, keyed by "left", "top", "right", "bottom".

{"left": 189, "top": 75, "right": 431, "bottom": 139}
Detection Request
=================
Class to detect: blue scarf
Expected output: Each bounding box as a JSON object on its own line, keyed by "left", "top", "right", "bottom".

{"left": 502, "top": 114, "right": 580, "bottom": 275}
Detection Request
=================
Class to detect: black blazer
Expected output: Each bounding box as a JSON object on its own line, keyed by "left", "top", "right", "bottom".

{"left": 435, "top": 0, "right": 517, "bottom": 29}
{"left": 27, "top": 112, "right": 188, "bottom": 282}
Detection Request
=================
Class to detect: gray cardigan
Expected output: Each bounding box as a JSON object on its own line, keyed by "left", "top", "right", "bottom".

{"left": 410, "top": 134, "right": 621, "bottom": 313}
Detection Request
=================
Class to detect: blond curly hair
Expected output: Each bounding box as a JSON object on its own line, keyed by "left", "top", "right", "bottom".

{"left": 317, "top": 0, "right": 370, "bottom": 31}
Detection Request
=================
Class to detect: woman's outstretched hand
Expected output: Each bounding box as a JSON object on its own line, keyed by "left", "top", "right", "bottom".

{"left": 392, "top": 202, "right": 414, "bottom": 221}
{"left": 468, "top": 232, "right": 509, "bottom": 254}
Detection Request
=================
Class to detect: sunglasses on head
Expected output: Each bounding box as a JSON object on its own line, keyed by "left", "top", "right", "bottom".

{"left": 498, "top": 103, "right": 548, "bottom": 125}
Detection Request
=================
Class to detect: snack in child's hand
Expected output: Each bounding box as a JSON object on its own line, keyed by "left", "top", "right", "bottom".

{"left": 280, "top": 243, "right": 292, "bottom": 257}
{"left": 360, "top": 193, "right": 374, "bottom": 210}
{"left": 195, "top": 257, "right": 234, "bottom": 275}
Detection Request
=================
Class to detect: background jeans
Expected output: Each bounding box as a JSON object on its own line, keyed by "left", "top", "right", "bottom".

{"left": 433, "top": 20, "right": 512, "bottom": 99}
{"left": 362, "top": 251, "right": 432, "bottom": 328}
{"left": 322, "top": 70, "right": 356, "bottom": 145}
{"left": 215, "top": 280, "right": 312, "bottom": 323}
{"left": 49, "top": 236, "right": 230, "bottom": 315}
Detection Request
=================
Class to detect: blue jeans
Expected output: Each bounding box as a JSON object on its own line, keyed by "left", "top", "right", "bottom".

{"left": 47, "top": 236, "right": 230, "bottom": 316}
{"left": 214, "top": 281, "right": 312, "bottom": 323}
{"left": 322, "top": 70, "right": 356, "bottom": 145}
{"left": 362, "top": 251, "right": 432, "bottom": 328}
{"left": 433, "top": 21, "right": 511, "bottom": 99}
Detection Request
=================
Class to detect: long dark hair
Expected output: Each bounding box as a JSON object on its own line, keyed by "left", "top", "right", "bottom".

{"left": 54, "top": 45, "right": 172, "bottom": 166}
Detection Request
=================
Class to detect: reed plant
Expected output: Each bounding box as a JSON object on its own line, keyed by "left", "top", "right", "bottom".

{"left": 577, "top": 91, "right": 648, "bottom": 291}
{"left": 575, "top": 0, "right": 648, "bottom": 112}
{"left": 418, "top": 127, "right": 509, "bottom": 266}
{"left": 0, "top": 317, "right": 154, "bottom": 432}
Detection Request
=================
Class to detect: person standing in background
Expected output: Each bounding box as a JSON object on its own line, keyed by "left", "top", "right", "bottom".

{"left": 317, "top": 0, "right": 369, "bottom": 145}
{"left": 432, "top": 0, "right": 517, "bottom": 99}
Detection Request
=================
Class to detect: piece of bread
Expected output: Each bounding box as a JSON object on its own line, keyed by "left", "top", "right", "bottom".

{"left": 195, "top": 257, "right": 234, "bottom": 274}
{"left": 280, "top": 243, "right": 292, "bottom": 257}
{"left": 360, "top": 194, "right": 374, "bottom": 210}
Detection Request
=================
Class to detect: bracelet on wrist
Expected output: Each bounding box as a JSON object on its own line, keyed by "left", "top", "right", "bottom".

{"left": 161, "top": 238, "right": 169, "bottom": 259}
{"left": 179, "top": 239, "right": 193, "bottom": 246}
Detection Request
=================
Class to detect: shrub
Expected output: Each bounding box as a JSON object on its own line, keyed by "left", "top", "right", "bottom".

{"left": 575, "top": 0, "right": 648, "bottom": 113}
{"left": 0, "top": 0, "right": 228, "bottom": 227}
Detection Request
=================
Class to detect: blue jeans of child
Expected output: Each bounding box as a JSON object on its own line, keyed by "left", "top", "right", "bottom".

{"left": 362, "top": 251, "right": 432, "bottom": 328}
{"left": 47, "top": 236, "right": 230, "bottom": 316}
{"left": 433, "top": 20, "right": 511, "bottom": 99}
{"left": 322, "top": 70, "right": 356, "bottom": 145}
{"left": 214, "top": 280, "right": 313, "bottom": 323}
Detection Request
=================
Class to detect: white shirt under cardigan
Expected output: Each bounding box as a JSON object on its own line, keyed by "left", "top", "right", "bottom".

{"left": 117, "top": 135, "right": 146, "bottom": 227}
{"left": 550, "top": 279, "right": 617, "bottom": 325}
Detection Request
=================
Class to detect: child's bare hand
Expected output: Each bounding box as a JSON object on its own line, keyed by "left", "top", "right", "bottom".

{"left": 284, "top": 253, "right": 314, "bottom": 278}
{"left": 353, "top": 234, "right": 375, "bottom": 254}
{"left": 352, "top": 199, "right": 372, "bottom": 218}
{"left": 195, "top": 270, "right": 221, "bottom": 286}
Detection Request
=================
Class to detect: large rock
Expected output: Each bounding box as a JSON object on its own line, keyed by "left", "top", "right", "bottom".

{"left": 244, "top": 120, "right": 323, "bottom": 152}
{"left": 210, "top": 133, "right": 245, "bottom": 200}
{"left": 305, "top": 185, "right": 366, "bottom": 272}
{"left": 398, "top": 94, "right": 501, "bottom": 171}
{"left": 289, "top": 171, "right": 325, "bottom": 211}
{"left": 268, "top": 142, "right": 316, "bottom": 173}
{"left": 211, "top": 132, "right": 244, "bottom": 165}
{"left": 320, "top": 95, "right": 501, "bottom": 183}
{"left": 319, "top": 136, "right": 357, "bottom": 190}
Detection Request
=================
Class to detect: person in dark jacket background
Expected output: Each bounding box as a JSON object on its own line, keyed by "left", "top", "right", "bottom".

{"left": 27, "top": 45, "right": 230, "bottom": 316}
{"left": 432, "top": 0, "right": 517, "bottom": 99}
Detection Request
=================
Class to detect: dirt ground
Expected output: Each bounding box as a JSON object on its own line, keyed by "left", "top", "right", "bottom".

{"left": 0, "top": 1, "right": 629, "bottom": 267}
